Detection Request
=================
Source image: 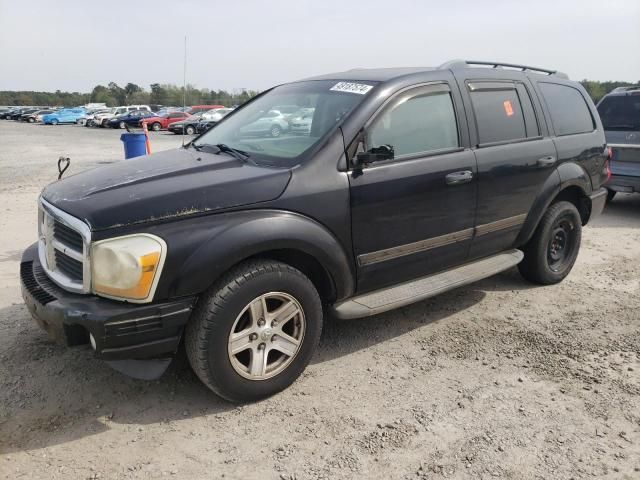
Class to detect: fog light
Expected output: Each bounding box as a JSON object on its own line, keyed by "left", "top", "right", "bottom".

{"left": 89, "top": 333, "right": 96, "bottom": 350}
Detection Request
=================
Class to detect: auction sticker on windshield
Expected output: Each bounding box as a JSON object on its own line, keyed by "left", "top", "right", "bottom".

{"left": 330, "top": 82, "right": 373, "bottom": 95}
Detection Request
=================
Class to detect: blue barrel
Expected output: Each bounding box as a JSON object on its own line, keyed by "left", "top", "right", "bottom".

{"left": 120, "top": 133, "right": 147, "bottom": 159}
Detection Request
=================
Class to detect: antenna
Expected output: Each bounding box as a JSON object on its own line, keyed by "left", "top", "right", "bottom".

{"left": 182, "top": 35, "right": 187, "bottom": 147}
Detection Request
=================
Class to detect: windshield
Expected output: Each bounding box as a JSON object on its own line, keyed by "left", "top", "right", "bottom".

{"left": 597, "top": 95, "right": 640, "bottom": 130}
{"left": 193, "top": 79, "right": 377, "bottom": 166}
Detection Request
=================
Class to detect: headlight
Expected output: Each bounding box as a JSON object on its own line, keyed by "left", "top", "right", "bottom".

{"left": 91, "top": 234, "right": 167, "bottom": 302}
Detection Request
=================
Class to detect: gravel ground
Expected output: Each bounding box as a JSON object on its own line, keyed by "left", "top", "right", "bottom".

{"left": 0, "top": 120, "right": 638, "bottom": 480}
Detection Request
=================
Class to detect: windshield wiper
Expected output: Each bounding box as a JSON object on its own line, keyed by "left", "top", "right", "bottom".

{"left": 214, "top": 144, "right": 250, "bottom": 161}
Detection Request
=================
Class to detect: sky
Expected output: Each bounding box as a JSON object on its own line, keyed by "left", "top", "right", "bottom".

{"left": 0, "top": 0, "right": 639, "bottom": 93}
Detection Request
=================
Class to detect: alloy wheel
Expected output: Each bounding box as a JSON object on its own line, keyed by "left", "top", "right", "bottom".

{"left": 227, "top": 292, "right": 306, "bottom": 381}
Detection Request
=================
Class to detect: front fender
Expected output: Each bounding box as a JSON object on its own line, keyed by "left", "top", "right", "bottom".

{"left": 159, "top": 209, "right": 355, "bottom": 301}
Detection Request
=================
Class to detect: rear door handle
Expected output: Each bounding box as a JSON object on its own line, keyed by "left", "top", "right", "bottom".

{"left": 445, "top": 170, "right": 473, "bottom": 185}
{"left": 537, "top": 156, "right": 556, "bottom": 168}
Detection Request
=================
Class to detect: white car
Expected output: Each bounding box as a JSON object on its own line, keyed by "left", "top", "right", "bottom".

{"left": 93, "top": 105, "right": 152, "bottom": 127}
{"left": 202, "top": 107, "right": 233, "bottom": 122}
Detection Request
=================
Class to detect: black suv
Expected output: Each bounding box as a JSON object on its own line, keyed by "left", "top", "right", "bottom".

{"left": 21, "top": 60, "right": 608, "bottom": 402}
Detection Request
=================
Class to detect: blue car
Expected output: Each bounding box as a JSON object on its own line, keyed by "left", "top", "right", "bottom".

{"left": 42, "top": 108, "right": 87, "bottom": 125}
{"left": 107, "top": 110, "right": 156, "bottom": 129}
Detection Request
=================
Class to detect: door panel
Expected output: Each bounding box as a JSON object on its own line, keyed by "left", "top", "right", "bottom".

{"left": 349, "top": 149, "right": 477, "bottom": 292}
{"left": 469, "top": 138, "right": 557, "bottom": 259}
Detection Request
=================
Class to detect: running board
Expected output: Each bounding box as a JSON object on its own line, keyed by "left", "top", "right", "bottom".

{"left": 332, "top": 249, "right": 524, "bottom": 319}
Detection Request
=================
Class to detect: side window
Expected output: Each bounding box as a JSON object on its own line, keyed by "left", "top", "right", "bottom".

{"left": 469, "top": 83, "right": 532, "bottom": 144}
{"left": 367, "top": 89, "right": 459, "bottom": 158}
{"left": 538, "top": 82, "right": 594, "bottom": 136}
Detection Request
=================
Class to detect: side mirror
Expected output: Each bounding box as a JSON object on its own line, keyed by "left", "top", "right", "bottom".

{"left": 354, "top": 144, "right": 394, "bottom": 168}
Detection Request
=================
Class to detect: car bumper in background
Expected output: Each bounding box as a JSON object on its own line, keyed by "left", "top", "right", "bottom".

{"left": 20, "top": 243, "right": 196, "bottom": 378}
{"left": 607, "top": 174, "right": 640, "bottom": 193}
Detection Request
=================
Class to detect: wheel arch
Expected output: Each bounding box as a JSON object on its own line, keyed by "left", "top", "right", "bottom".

{"left": 516, "top": 163, "right": 594, "bottom": 246}
{"left": 166, "top": 210, "right": 355, "bottom": 303}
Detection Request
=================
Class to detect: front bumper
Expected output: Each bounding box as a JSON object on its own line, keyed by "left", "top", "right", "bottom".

{"left": 20, "top": 243, "right": 196, "bottom": 363}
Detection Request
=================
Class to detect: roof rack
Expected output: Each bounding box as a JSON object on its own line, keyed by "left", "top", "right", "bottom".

{"left": 439, "top": 59, "right": 569, "bottom": 79}
{"left": 611, "top": 86, "right": 640, "bottom": 93}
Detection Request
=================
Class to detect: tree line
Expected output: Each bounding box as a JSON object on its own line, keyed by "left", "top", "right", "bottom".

{"left": 0, "top": 79, "right": 637, "bottom": 107}
{"left": 0, "top": 82, "right": 260, "bottom": 108}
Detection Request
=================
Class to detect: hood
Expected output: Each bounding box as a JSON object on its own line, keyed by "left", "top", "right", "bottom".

{"left": 42, "top": 147, "right": 291, "bottom": 231}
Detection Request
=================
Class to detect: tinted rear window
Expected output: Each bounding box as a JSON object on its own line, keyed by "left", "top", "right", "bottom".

{"left": 470, "top": 88, "right": 527, "bottom": 144}
{"left": 597, "top": 95, "right": 640, "bottom": 131}
{"left": 539, "top": 82, "right": 594, "bottom": 136}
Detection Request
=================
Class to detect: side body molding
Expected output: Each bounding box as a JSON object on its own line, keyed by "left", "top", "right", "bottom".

{"left": 167, "top": 210, "right": 355, "bottom": 301}
{"left": 516, "top": 162, "right": 592, "bottom": 246}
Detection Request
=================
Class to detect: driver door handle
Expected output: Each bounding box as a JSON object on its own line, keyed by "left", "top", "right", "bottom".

{"left": 445, "top": 170, "right": 474, "bottom": 185}
{"left": 537, "top": 156, "right": 557, "bottom": 168}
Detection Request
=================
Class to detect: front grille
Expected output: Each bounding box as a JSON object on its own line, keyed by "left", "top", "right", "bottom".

{"left": 39, "top": 199, "right": 90, "bottom": 293}
{"left": 54, "top": 250, "right": 83, "bottom": 281}
{"left": 21, "top": 261, "right": 57, "bottom": 305}
{"left": 53, "top": 221, "right": 83, "bottom": 252}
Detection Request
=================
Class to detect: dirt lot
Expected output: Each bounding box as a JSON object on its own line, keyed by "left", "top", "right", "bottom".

{"left": 0, "top": 120, "right": 638, "bottom": 480}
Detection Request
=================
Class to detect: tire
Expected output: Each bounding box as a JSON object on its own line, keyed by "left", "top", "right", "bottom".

{"left": 270, "top": 124, "right": 282, "bottom": 138}
{"left": 151, "top": 122, "right": 161, "bottom": 131}
{"left": 51, "top": 119, "right": 59, "bottom": 125}
{"left": 28, "top": 117, "right": 35, "bottom": 123}
{"left": 606, "top": 189, "right": 616, "bottom": 203}
{"left": 185, "top": 260, "right": 323, "bottom": 403}
{"left": 185, "top": 125, "right": 195, "bottom": 135}
{"left": 118, "top": 121, "right": 126, "bottom": 129}
{"left": 518, "top": 201, "right": 582, "bottom": 285}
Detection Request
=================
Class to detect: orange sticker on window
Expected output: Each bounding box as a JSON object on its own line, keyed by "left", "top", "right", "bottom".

{"left": 503, "top": 100, "right": 514, "bottom": 117}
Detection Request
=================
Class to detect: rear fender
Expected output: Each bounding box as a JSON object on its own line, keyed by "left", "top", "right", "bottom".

{"left": 516, "top": 162, "right": 593, "bottom": 246}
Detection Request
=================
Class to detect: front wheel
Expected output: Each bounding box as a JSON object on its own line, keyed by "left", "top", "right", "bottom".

{"left": 51, "top": 119, "right": 59, "bottom": 125}
{"left": 118, "top": 121, "right": 126, "bottom": 129}
{"left": 185, "top": 260, "right": 323, "bottom": 402}
{"left": 28, "top": 117, "right": 35, "bottom": 123}
{"left": 185, "top": 125, "right": 195, "bottom": 135}
{"left": 151, "top": 122, "right": 161, "bottom": 131}
{"left": 518, "top": 201, "right": 582, "bottom": 285}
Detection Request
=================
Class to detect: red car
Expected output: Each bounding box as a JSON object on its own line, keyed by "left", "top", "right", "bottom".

{"left": 141, "top": 111, "right": 190, "bottom": 131}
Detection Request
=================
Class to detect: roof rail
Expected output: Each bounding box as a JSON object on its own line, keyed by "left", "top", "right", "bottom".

{"left": 611, "top": 86, "right": 640, "bottom": 93}
{"left": 439, "top": 59, "right": 569, "bottom": 79}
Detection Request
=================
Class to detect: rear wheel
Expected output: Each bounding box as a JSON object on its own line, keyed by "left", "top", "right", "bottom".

{"left": 185, "top": 125, "right": 195, "bottom": 135}
{"left": 185, "top": 260, "right": 323, "bottom": 402}
{"left": 518, "top": 201, "right": 582, "bottom": 285}
{"left": 118, "top": 121, "right": 126, "bottom": 129}
{"left": 28, "top": 117, "right": 35, "bottom": 123}
{"left": 50, "top": 119, "right": 59, "bottom": 125}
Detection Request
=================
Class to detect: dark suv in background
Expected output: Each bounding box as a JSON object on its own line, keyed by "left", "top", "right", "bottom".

{"left": 597, "top": 86, "right": 640, "bottom": 200}
{"left": 21, "top": 60, "right": 608, "bottom": 402}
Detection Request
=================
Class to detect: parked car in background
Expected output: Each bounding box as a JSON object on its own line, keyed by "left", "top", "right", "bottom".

{"left": 196, "top": 108, "right": 234, "bottom": 133}
{"left": 94, "top": 105, "right": 152, "bottom": 127}
{"left": 186, "top": 105, "right": 224, "bottom": 115}
{"left": 272, "top": 104, "right": 302, "bottom": 124}
{"left": 78, "top": 109, "right": 111, "bottom": 127}
{"left": 141, "top": 111, "right": 190, "bottom": 131}
{"left": 289, "top": 107, "right": 315, "bottom": 135}
{"left": 18, "top": 108, "right": 42, "bottom": 121}
{"left": 167, "top": 112, "right": 206, "bottom": 135}
{"left": 107, "top": 110, "right": 156, "bottom": 129}
{"left": 25, "top": 109, "right": 55, "bottom": 123}
{"left": 597, "top": 86, "right": 640, "bottom": 200}
{"left": 7, "top": 108, "right": 32, "bottom": 120}
{"left": 42, "top": 108, "right": 86, "bottom": 125}
{"left": 239, "top": 109, "right": 290, "bottom": 137}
